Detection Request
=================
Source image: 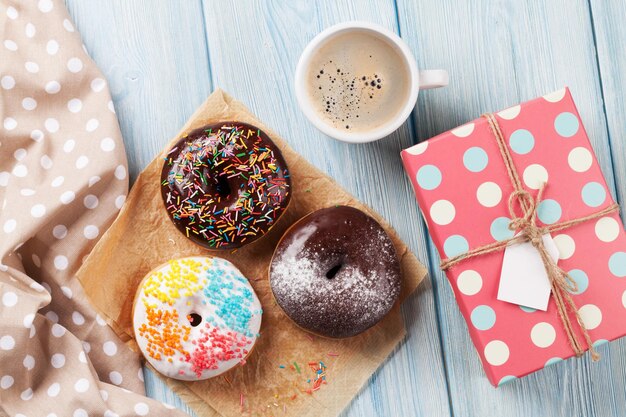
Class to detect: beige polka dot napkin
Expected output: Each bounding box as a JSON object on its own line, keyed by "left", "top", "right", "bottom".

{"left": 0, "top": 1, "right": 188, "bottom": 415}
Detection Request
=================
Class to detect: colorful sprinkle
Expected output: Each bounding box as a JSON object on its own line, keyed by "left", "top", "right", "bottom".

{"left": 161, "top": 123, "right": 291, "bottom": 249}
{"left": 305, "top": 361, "right": 328, "bottom": 394}
{"left": 134, "top": 257, "right": 262, "bottom": 380}
{"left": 202, "top": 258, "right": 261, "bottom": 337}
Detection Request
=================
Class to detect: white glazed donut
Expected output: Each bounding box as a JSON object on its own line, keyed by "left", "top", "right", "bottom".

{"left": 132, "top": 256, "right": 262, "bottom": 381}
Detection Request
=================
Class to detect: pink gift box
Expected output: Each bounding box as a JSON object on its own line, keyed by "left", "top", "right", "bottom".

{"left": 401, "top": 88, "right": 626, "bottom": 386}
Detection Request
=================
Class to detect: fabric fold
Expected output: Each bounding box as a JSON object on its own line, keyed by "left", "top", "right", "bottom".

{"left": 0, "top": 1, "right": 188, "bottom": 415}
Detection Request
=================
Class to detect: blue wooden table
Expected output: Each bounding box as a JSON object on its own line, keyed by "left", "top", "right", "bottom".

{"left": 65, "top": 1, "right": 626, "bottom": 416}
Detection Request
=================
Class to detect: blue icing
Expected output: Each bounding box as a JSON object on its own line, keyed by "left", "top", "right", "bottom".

{"left": 202, "top": 262, "right": 257, "bottom": 337}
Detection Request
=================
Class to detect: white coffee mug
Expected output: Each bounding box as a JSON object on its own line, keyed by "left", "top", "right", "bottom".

{"left": 295, "top": 21, "right": 448, "bottom": 144}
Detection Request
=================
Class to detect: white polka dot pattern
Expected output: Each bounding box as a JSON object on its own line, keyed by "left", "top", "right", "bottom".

{"left": 476, "top": 181, "right": 502, "bottom": 208}
{"left": 553, "top": 234, "right": 575, "bottom": 260}
{"left": 457, "top": 270, "right": 482, "bottom": 296}
{"left": 451, "top": 122, "right": 475, "bottom": 137}
{"left": 430, "top": 200, "right": 456, "bottom": 225}
{"left": 1, "top": 375, "right": 15, "bottom": 389}
{"left": 522, "top": 164, "right": 548, "bottom": 190}
{"left": 579, "top": 304, "right": 602, "bottom": 330}
{"left": 497, "top": 105, "right": 521, "bottom": 120}
{"left": 595, "top": 217, "right": 620, "bottom": 243}
{"left": 401, "top": 88, "right": 626, "bottom": 386}
{"left": 530, "top": 322, "right": 556, "bottom": 348}
{"left": 484, "top": 340, "right": 509, "bottom": 366}
{"left": 0, "top": 2, "right": 179, "bottom": 416}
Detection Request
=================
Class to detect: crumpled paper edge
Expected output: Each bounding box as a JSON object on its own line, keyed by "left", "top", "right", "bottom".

{"left": 78, "top": 89, "right": 427, "bottom": 417}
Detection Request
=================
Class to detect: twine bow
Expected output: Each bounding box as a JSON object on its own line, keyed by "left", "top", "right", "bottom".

{"left": 440, "top": 113, "right": 620, "bottom": 361}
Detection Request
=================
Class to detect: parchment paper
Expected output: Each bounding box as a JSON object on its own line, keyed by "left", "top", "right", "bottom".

{"left": 77, "top": 89, "right": 427, "bottom": 417}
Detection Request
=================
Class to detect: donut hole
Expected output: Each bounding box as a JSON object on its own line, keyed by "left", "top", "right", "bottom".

{"left": 325, "top": 263, "right": 343, "bottom": 279}
{"left": 187, "top": 312, "right": 202, "bottom": 327}
{"left": 215, "top": 174, "right": 231, "bottom": 198}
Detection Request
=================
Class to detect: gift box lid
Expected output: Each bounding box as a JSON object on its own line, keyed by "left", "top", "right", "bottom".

{"left": 401, "top": 88, "right": 626, "bottom": 386}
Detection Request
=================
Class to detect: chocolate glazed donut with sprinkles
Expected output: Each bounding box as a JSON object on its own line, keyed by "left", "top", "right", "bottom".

{"left": 161, "top": 122, "right": 291, "bottom": 249}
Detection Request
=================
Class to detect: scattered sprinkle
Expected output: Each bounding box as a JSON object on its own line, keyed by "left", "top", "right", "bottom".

{"left": 258, "top": 356, "right": 334, "bottom": 413}
{"left": 305, "top": 361, "right": 327, "bottom": 394}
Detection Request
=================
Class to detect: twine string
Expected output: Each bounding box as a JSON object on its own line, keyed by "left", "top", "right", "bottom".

{"left": 439, "top": 113, "right": 620, "bottom": 361}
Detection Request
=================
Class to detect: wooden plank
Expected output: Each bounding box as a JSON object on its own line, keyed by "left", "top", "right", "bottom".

{"left": 64, "top": 0, "right": 212, "bottom": 415}
{"left": 586, "top": 0, "right": 626, "bottom": 412}
{"left": 590, "top": 0, "right": 626, "bottom": 216}
{"left": 200, "top": 1, "right": 452, "bottom": 416}
{"left": 396, "top": 0, "right": 625, "bottom": 416}
{"left": 65, "top": 0, "right": 213, "bottom": 183}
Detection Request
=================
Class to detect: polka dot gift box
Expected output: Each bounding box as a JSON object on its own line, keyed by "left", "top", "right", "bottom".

{"left": 401, "top": 88, "right": 626, "bottom": 386}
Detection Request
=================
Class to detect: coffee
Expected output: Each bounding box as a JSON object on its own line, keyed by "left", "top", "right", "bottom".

{"left": 306, "top": 30, "right": 411, "bottom": 133}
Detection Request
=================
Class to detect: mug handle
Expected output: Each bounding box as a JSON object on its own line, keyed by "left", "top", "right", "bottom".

{"left": 418, "top": 70, "right": 449, "bottom": 90}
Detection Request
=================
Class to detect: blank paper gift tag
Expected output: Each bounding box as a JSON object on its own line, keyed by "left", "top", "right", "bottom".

{"left": 497, "top": 233, "right": 560, "bottom": 311}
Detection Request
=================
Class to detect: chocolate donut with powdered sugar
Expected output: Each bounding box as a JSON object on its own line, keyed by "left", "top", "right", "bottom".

{"left": 269, "top": 206, "right": 401, "bottom": 338}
